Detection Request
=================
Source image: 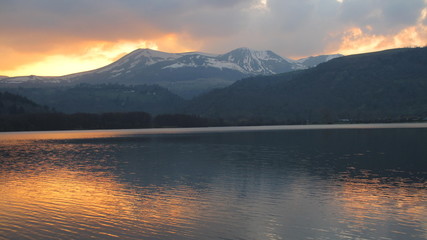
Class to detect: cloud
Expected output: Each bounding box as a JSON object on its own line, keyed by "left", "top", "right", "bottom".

{"left": 0, "top": 0, "right": 426, "bottom": 76}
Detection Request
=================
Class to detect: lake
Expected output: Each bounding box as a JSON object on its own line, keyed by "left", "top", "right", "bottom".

{"left": 0, "top": 123, "right": 426, "bottom": 240}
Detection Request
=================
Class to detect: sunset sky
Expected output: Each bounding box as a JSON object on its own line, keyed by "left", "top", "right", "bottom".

{"left": 1, "top": 0, "right": 426, "bottom": 77}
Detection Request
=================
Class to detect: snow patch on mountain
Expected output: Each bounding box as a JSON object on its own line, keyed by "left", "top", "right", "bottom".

{"left": 164, "top": 55, "right": 247, "bottom": 72}
{"left": 205, "top": 59, "right": 246, "bottom": 72}
{"left": 163, "top": 48, "right": 288, "bottom": 74}
{"left": 0, "top": 75, "right": 59, "bottom": 83}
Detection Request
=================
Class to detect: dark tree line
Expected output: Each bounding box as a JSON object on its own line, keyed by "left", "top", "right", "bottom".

{"left": 0, "top": 112, "right": 151, "bottom": 131}
{"left": 154, "top": 114, "right": 211, "bottom": 128}
{"left": 0, "top": 112, "right": 222, "bottom": 132}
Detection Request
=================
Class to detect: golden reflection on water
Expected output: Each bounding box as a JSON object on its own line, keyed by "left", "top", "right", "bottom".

{"left": 337, "top": 172, "right": 427, "bottom": 238}
{"left": 2, "top": 122, "right": 427, "bottom": 141}
{"left": 1, "top": 127, "right": 427, "bottom": 240}
{"left": 0, "top": 165, "right": 201, "bottom": 239}
{"left": 0, "top": 130, "right": 126, "bottom": 141}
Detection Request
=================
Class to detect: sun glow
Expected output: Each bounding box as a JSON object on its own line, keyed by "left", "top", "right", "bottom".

{"left": 252, "top": 0, "right": 269, "bottom": 10}
{"left": 0, "top": 35, "right": 197, "bottom": 77}
{"left": 0, "top": 40, "right": 158, "bottom": 77}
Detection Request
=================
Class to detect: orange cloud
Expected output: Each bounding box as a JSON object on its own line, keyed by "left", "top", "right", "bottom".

{"left": 330, "top": 23, "right": 427, "bottom": 56}
{"left": 155, "top": 33, "right": 200, "bottom": 53}
{"left": 0, "top": 35, "right": 199, "bottom": 77}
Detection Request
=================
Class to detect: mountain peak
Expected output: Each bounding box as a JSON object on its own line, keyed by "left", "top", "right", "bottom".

{"left": 126, "top": 48, "right": 179, "bottom": 61}
{"left": 232, "top": 47, "right": 257, "bottom": 52}
{"left": 92, "top": 48, "right": 181, "bottom": 76}
{"left": 217, "top": 48, "right": 291, "bottom": 74}
{"left": 227, "top": 47, "right": 272, "bottom": 57}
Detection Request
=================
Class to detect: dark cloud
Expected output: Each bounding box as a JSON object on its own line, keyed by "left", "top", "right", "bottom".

{"left": 249, "top": 0, "right": 427, "bottom": 56}
{"left": 0, "top": 0, "right": 258, "bottom": 43}
{"left": 382, "top": 0, "right": 424, "bottom": 26}
{"left": 339, "top": 0, "right": 425, "bottom": 35}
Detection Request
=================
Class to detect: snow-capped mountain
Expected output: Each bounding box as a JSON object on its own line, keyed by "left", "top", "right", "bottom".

{"left": 77, "top": 47, "right": 295, "bottom": 80}
{"left": 96, "top": 49, "right": 181, "bottom": 74}
{"left": 216, "top": 48, "right": 294, "bottom": 74}
{"left": 0, "top": 48, "right": 341, "bottom": 97}
{"left": 59, "top": 49, "right": 187, "bottom": 81}
{"left": 163, "top": 47, "right": 295, "bottom": 75}
{"left": 86, "top": 49, "right": 181, "bottom": 79}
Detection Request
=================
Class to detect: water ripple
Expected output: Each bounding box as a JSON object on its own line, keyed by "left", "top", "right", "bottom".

{"left": 1, "top": 127, "right": 426, "bottom": 239}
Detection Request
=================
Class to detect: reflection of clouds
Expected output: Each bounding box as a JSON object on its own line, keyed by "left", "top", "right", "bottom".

{"left": 0, "top": 164, "right": 204, "bottom": 240}
{"left": 0, "top": 129, "right": 131, "bottom": 141}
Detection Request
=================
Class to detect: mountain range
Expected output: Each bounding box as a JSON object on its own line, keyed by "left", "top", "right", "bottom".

{"left": 2, "top": 47, "right": 426, "bottom": 127}
{"left": 0, "top": 48, "right": 341, "bottom": 98}
{"left": 185, "top": 47, "right": 427, "bottom": 124}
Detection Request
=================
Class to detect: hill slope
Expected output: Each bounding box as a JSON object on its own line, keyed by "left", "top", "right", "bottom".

{"left": 0, "top": 92, "right": 49, "bottom": 115}
{"left": 186, "top": 47, "right": 427, "bottom": 123}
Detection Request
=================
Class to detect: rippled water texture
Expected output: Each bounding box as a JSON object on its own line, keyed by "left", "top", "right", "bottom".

{"left": 0, "top": 124, "right": 426, "bottom": 240}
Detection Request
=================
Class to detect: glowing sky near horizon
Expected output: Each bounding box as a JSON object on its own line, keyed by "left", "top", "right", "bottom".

{"left": 0, "top": 0, "right": 426, "bottom": 77}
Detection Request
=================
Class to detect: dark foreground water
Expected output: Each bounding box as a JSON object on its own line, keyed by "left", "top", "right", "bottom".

{"left": 0, "top": 123, "right": 426, "bottom": 240}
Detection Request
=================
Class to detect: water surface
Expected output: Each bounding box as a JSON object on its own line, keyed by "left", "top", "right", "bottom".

{"left": 1, "top": 123, "right": 426, "bottom": 240}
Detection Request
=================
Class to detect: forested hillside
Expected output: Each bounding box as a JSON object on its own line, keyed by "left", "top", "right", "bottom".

{"left": 0, "top": 91, "right": 50, "bottom": 115}
{"left": 3, "top": 84, "right": 185, "bottom": 115}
